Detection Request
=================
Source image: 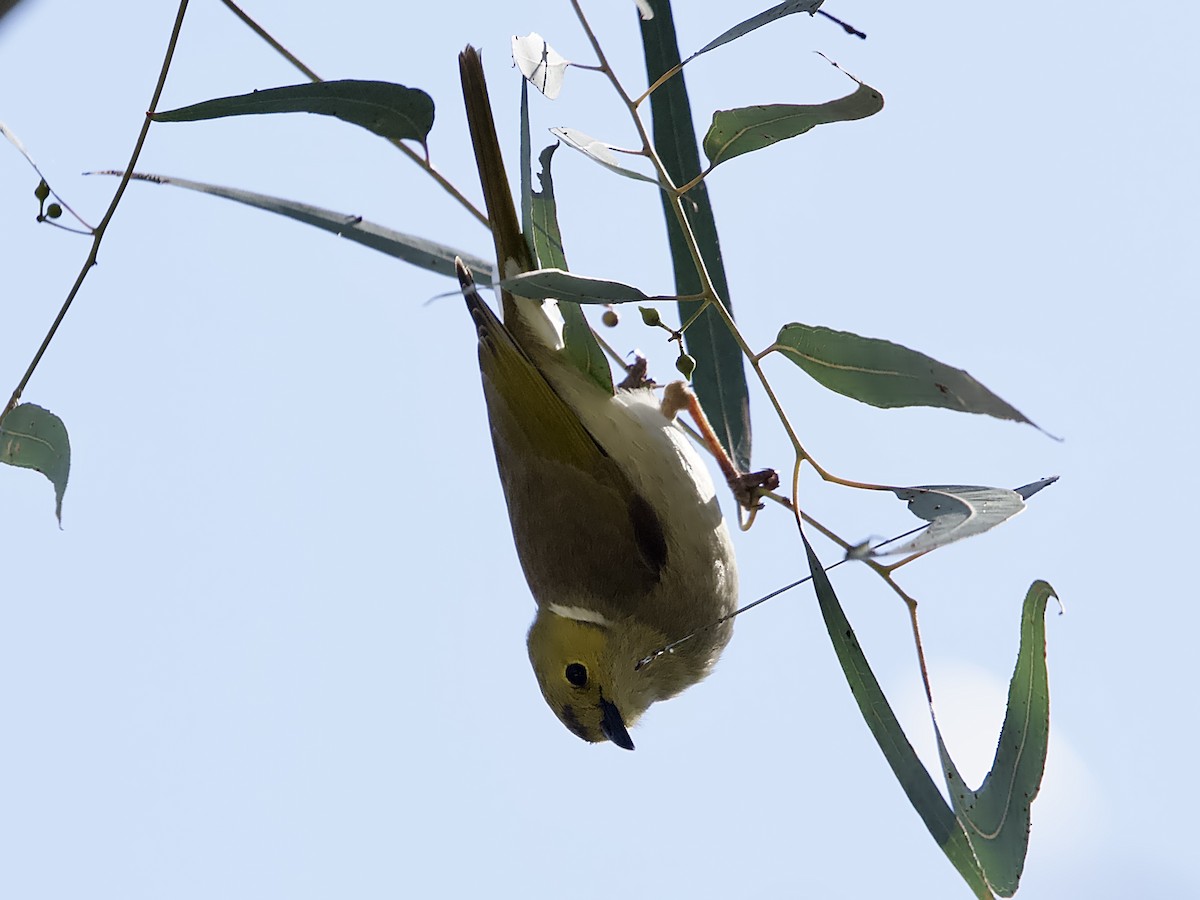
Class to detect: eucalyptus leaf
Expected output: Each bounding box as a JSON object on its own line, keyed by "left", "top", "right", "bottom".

{"left": 499, "top": 269, "right": 652, "bottom": 304}
{"left": 549, "top": 128, "right": 660, "bottom": 184}
{"left": 934, "top": 580, "right": 1055, "bottom": 896}
{"left": 803, "top": 531, "right": 994, "bottom": 899}
{"left": 0, "top": 403, "right": 70, "bottom": 524}
{"left": 152, "top": 81, "right": 435, "bottom": 150}
{"left": 512, "top": 33, "right": 569, "bottom": 100}
{"left": 530, "top": 144, "right": 613, "bottom": 393}
{"left": 703, "top": 80, "right": 883, "bottom": 167}
{"left": 686, "top": 1, "right": 824, "bottom": 63}
{"left": 640, "top": 4, "right": 753, "bottom": 472}
{"left": 874, "top": 485, "right": 1027, "bottom": 558}
{"left": 772, "top": 323, "right": 1050, "bottom": 434}
{"left": 97, "top": 171, "right": 494, "bottom": 284}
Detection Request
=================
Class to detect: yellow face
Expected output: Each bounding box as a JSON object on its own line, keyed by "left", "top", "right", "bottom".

{"left": 526, "top": 612, "right": 638, "bottom": 750}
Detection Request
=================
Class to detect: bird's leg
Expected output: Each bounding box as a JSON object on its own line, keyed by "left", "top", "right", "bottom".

{"left": 660, "top": 381, "right": 779, "bottom": 511}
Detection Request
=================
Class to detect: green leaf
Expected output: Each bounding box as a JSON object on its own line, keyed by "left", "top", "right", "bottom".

{"left": 802, "top": 531, "right": 994, "bottom": 899}
{"left": 152, "top": 81, "right": 435, "bottom": 150}
{"left": 1, "top": 403, "right": 70, "bottom": 524}
{"left": 100, "top": 171, "right": 494, "bottom": 284}
{"left": 530, "top": 144, "right": 613, "bottom": 393}
{"left": 686, "top": 1, "right": 825, "bottom": 63}
{"left": 499, "top": 269, "right": 651, "bottom": 304}
{"left": 934, "top": 581, "right": 1055, "bottom": 896}
{"left": 772, "top": 323, "right": 1050, "bottom": 434}
{"left": 704, "top": 80, "right": 884, "bottom": 167}
{"left": 640, "top": 4, "right": 753, "bottom": 472}
{"left": 872, "top": 485, "right": 1028, "bottom": 558}
{"left": 549, "top": 128, "right": 660, "bottom": 184}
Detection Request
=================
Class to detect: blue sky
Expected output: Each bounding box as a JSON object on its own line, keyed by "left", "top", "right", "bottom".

{"left": 1, "top": 2, "right": 1196, "bottom": 898}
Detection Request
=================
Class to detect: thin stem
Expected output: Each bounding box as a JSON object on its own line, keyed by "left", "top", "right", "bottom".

{"left": 633, "top": 60, "right": 683, "bottom": 107}
{"left": 903, "top": 590, "right": 935, "bottom": 704}
{"left": 217, "top": 0, "right": 488, "bottom": 228}
{"left": 570, "top": 2, "right": 927, "bottom": 536}
{"left": 676, "top": 165, "right": 713, "bottom": 196}
{"left": 4, "top": 0, "right": 191, "bottom": 418}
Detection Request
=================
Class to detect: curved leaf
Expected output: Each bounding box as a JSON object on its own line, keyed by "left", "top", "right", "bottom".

{"left": 152, "top": 80, "right": 435, "bottom": 150}
{"left": 704, "top": 80, "right": 883, "bottom": 167}
{"left": 549, "top": 128, "right": 659, "bottom": 184}
{"left": 687, "top": 1, "right": 825, "bottom": 63}
{"left": 499, "top": 269, "right": 651, "bottom": 305}
{"left": 803, "top": 531, "right": 993, "bottom": 899}
{"left": 1, "top": 403, "right": 69, "bottom": 523}
{"left": 98, "top": 171, "right": 494, "bottom": 284}
{"left": 772, "top": 323, "right": 1050, "bottom": 434}
{"left": 512, "top": 33, "right": 569, "bottom": 100}
{"left": 641, "top": 5, "right": 753, "bottom": 472}
{"left": 934, "top": 581, "right": 1055, "bottom": 896}
{"left": 877, "top": 485, "right": 1025, "bottom": 557}
{"left": 530, "top": 144, "right": 613, "bottom": 393}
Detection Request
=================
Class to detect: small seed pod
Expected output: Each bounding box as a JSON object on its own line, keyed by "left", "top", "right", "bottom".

{"left": 675, "top": 352, "right": 696, "bottom": 380}
{"left": 34, "top": 180, "right": 50, "bottom": 202}
{"left": 46, "top": 203, "right": 63, "bottom": 219}
{"left": 601, "top": 307, "right": 619, "bottom": 327}
{"left": 638, "top": 305, "right": 662, "bottom": 327}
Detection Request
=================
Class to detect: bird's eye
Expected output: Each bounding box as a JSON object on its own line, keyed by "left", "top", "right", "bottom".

{"left": 565, "top": 663, "right": 588, "bottom": 687}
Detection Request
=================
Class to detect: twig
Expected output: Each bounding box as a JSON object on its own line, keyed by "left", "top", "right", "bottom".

{"left": 4, "top": 0, "right": 192, "bottom": 418}
{"left": 217, "top": 0, "right": 488, "bottom": 229}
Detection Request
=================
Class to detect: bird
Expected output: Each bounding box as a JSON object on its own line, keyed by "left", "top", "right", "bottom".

{"left": 456, "top": 45, "right": 743, "bottom": 749}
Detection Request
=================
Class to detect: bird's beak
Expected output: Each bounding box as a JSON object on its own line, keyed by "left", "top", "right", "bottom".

{"left": 599, "top": 696, "right": 635, "bottom": 750}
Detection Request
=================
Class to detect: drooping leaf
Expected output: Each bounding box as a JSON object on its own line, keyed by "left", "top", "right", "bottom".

{"left": 802, "top": 531, "right": 994, "bottom": 899}
{"left": 152, "top": 81, "right": 435, "bottom": 151}
{"left": 933, "top": 581, "right": 1055, "bottom": 896}
{"left": 771, "top": 323, "right": 1050, "bottom": 434}
{"left": 500, "top": 269, "right": 652, "bottom": 305}
{"left": 530, "top": 144, "right": 613, "bottom": 393}
{"left": 98, "top": 171, "right": 494, "bottom": 284}
{"left": 549, "top": 128, "right": 660, "bottom": 184}
{"left": 641, "top": 5, "right": 753, "bottom": 472}
{"left": 0, "top": 403, "right": 70, "bottom": 524}
{"left": 512, "top": 33, "right": 570, "bottom": 100}
{"left": 686, "top": 1, "right": 825, "bottom": 63}
{"left": 874, "top": 486, "right": 1028, "bottom": 558}
{"left": 703, "top": 80, "right": 883, "bottom": 167}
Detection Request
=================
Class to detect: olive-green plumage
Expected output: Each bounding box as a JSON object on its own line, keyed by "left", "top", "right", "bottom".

{"left": 457, "top": 47, "right": 737, "bottom": 749}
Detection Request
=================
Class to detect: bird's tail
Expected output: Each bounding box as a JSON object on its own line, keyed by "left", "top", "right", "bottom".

{"left": 459, "top": 46, "right": 535, "bottom": 304}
